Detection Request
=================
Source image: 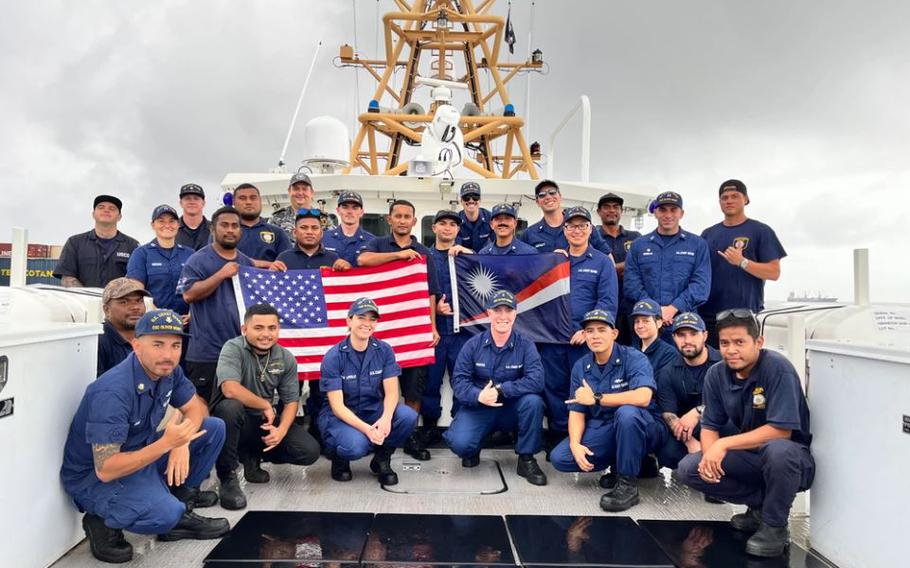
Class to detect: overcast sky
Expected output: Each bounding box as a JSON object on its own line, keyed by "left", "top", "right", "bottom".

{"left": 2, "top": 0, "right": 907, "bottom": 302}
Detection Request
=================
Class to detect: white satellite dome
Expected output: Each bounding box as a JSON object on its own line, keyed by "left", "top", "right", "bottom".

{"left": 301, "top": 115, "right": 350, "bottom": 173}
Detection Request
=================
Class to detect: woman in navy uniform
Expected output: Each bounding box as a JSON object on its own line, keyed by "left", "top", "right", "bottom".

{"left": 127, "top": 205, "right": 194, "bottom": 316}
{"left": 318, "top": 297, "right": 418, "bottom": 485}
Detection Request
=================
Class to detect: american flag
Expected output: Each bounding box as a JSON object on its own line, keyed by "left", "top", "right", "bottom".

{"left": 233, "top": 259, "right": 436, "bottom": 381}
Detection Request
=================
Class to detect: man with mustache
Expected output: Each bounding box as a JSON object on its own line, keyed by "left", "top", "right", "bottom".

{"left": 232, "top": 183, "right": 293, "bottom": 268}
{"left": 61, "top": 309, "right": 230, "bottom": 564}
{"left": 477, "top": 203, "right": 538, "bottom": 255}
{"left": 97, "top": 277, "right": 150, "bottom": 376}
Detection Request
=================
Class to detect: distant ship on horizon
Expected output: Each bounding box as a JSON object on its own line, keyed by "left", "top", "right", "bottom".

{"left": 787, "top": 290, "right": 839, "bottom": 303}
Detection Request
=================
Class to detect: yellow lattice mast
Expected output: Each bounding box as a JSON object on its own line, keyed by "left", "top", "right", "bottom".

{"left": 339, "top": 0, "right": 541, "bottom": 179}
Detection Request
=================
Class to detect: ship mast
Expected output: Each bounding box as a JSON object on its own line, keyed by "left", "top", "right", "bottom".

{"left": 339, "top": 0, "right": 542, "bottom": 179}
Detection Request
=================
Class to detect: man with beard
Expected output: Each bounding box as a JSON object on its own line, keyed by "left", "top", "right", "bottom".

{"left": 268, "top": 173, "right": 325, "bottom": 241}
{"left": 654, "top": 312, "right": 722, "bottom": 470}
{"left": 477, "top": 203, "right": 538, "bottom": 255}
{"left": 322, "top": 191, "right": 374, "bottom": 265}
{"left": 178, "top": 207, "right": 255, "bottom": 403}
{"left": 232, "top": 183, "right": 292, "bottom": 268}
{"left": 595, "top": 193, "right": 641, "bottom": 344}
{"left": 456, "top": 181, "right": 492, "bottom": 251}
{"left": 97, "top": 278, "right": 150, "bottom": 376}
{"left": 358, "top": 200, "right": 441, "bottom": 461}
{"left": 176, "top": 183, "right": 211, "bottom": 251}
{"left": 272, "top": 209, "right": 350, "bottom": 271}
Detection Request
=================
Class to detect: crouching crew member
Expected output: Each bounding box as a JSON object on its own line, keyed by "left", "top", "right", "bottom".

{"left": 631, "top": 299, "right": 678, "bottom": 375}
{"left": 655, "top": 312, "right": 722, "bottom": 471}
{"left": 677, "top": 309, "right": 814, "bottom": 558}
{"left": 211, "top": 304, "right": 321, "bottom": 510}
{"left": 551, "top": 309, "right": 668, "bottom": 512}
{"left": 319, "top": 298, "right": 418, "bottom": 485}
{"left": 444, "top": 290, "right": 548, "bottom": 486}
{"left": 61, "top": 310, "right": 229, "bottom": 564}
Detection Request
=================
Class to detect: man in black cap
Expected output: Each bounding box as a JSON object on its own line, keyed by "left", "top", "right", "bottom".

{"left": 323, "top": 191, "right": 375, "bottom": 265}
{"left": 595, "top": 193, "right": 641, "bottom": 345}
{"left": 269, "top": 172, "right": 323, "bottom": 240}
{"left": 699, "top": 180, "right": 786, "bottom": 348}
{"left": 176, "top": 183, "right": 211, "bottom": 251}
{"left": 54, "top": 195, "right": 140, "bottom": 288}
{"left": 457, "top": 181, "right": 492, "bottom": 251}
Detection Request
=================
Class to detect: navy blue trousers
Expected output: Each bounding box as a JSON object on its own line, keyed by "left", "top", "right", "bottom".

{"left": 422, "top": 333, "right": 468, "bottom": 421}
{"left": 551, "top": 406, "right": 667, "bottom": 476}
{"left": 537, "top": 343, "right": 588, "bottom": 433}
{"left": 72, "top": 416, "right": 225, "bottom": 534}
{"left": 677, "top": 439, "right": 815, "bottom": 527}
{"left": 318, "top": 405, "right": 417, "bottom": 461}
{"left": 443, "top": 394, "right": 545, "bottom": 457}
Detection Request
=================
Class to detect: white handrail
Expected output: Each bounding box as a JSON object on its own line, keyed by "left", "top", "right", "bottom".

{"left": 546, "top": 94, "right": 590, "bottom": 182}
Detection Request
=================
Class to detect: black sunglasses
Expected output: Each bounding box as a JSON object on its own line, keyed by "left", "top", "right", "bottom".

{"left": 536, "top": 188, "right": 560, "bottom": 199}
{"left": 716, "top": 308, "right": 756, "bottom": 322}
{"left": 462, "top": 194, "right": 481, "bottom": 202}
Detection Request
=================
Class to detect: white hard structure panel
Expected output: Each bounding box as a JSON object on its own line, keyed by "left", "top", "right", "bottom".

{"left": 807, "top": 340, "right": 910, "bottom": 568}
{"left": 0, "top": 324, "right": 101, "bottom": 568}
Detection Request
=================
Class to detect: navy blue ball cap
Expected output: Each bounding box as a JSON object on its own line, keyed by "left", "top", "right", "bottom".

{"left": 337, "top": 191, "right": 363, "bottom": 206}
{"left": 460, "top": 181, "right": 482, "bottom": 198}
{"left": 597, "top": 192, "right": 624, "bottom": 208}
{"left": 348, "top": 297, "right": 381, "bottom": 318}
{"left": 289, "top": 172, "right": 312, "bottom": 187}
{"left": 94, "top": 194, "right": 123, "bottom": 211}
{"left": 490, "top": 203, "right": 517, "bottom": 219}
{"left": 486, "top": 289, "right": 517, "bottom": 310}
{"left": 581, "top": 309, "right": 616, "bottom": 328}
{"left": 631, "top": 298, "right": 662, "bottom": 318}
{"left": 563, "top": 206, "right": 592, "bottom": 224}
{"left": 151, "top": 204, "right": 179, "bottom": 221}
{"left": 135, "top": 309, "right": 188, "bottom": 337}
{"left": 179, "top": 183, "right": 205, "bottom": 198}
{"left": 649, "top": 191, "right": 683, "bottom": 213}
{"left": 433, "top": 209, "right": 462, "bottom": 224}
{"left": 534, "top": 179, "right": 559, "bottom": 195}
{"left": 672, "top": 311, "right": 706, "bottom": 332}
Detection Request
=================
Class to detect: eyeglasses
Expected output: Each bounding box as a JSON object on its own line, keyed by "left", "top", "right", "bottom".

{"left": 536, "top": 188, "right": 559, "bottom": 199}
{"left": 462, "top": 195, "right": 480, "bottom": 203}
{"left": 564, "top": 222, "right": 590, "bottom": 232}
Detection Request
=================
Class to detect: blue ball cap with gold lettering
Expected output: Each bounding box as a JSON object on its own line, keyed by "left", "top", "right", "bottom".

{"left": 563, "top": 206, "right": 592, "bottom": 224}
{"left": 486, "top": 289, "right": 517, "bottom": 310}
{"left": 581, "top": 309, "right": 616, "bottom": 328}
{"left": 135, "top": 309, "right": 188, "bottom": 337}
{"left": 348, "top": 297, "right": 381, "bottom": 318}
{"left": 630, "top": 298, "right": 662, "bottom": 318}
{"left": 649, "top": 191, "right": 683, "bottom": 213}
{"left": 672, "top": 311, "right": 706, "bottom": 332}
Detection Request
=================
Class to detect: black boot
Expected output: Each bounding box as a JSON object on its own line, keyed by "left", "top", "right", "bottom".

{"left": 598, "top": 468, "right": 618, "bottom": 490}
{"left": 599, "top": 475, "right": 640, "bottom": 512}
{"left": 370, "top": 446, "right": 399, "bottom": 485}
{"left": 158, "top": 510, "right": 231, "bottom": 542}
{"left": 217, "top": 473, "right": 247, "bottom": 510}
{"left": 745, "top": 522, "right": 790, "bottom": 557}
{"left": 731, "top": 507, "right": 763, "bottom": 532}
{"left": 331, "top": 456, "right": 353, "bottom": 482}
{"left": 82, "top": 513, "right": 133, "bottom": 563}
{"left": 243, "top": 456, "right": 270, "bottom": 483}
{"left": 516, "top": 454, "right": 547, "bottom": 486}
{"left": 403, "top": 432, "right": 431, "bottom": 461}
{"left": 461, "top": 453, "right": 480, "bottom": 468}
{"left": 639, "top": 454, "right": 660, "bottom": 478}
{"left": 704, "top": 494, "right": 725, "bottom": 504}
{"left": 170, "top": 484, "right": 218, "bottom": 508}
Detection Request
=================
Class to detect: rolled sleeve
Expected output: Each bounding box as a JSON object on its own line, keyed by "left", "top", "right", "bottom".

{"left": 125, "top": 246, "right": 148, "bottom": 284}
{"left": 627, "top": 353, "right": 657, "bottom": 392}
{"left": 700, "top": 368, "right": 729, "bottom": 431}
{"left": 170, "top": 369, "right": 198, "bottom": 408}
{"left": 278, "top": 352, "right": 301, "bottom": 404}
{"left": 764, "top": 370, "right": 804, "bottom": 431}
{"left": 84, "top": 391, "right": 130, "bottom": 446}
{"left": 320, "top": 350, "right": 343, "bottom": 393}
{"left": 381, "top": 345, "right": 402, "bottom": 380}
{"left": 567, "top": 361, "right": 586, "bottom": 414}
{"left": 53, "top": 237, "right": 80, "bottom": 279}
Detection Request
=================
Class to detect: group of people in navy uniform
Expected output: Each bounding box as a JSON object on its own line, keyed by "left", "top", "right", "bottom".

{"left": 58, "top": 174, "right": 811, "bottom": 562}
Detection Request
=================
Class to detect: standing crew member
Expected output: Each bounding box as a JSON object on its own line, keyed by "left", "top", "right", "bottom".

{"left": 700, "top": 180, "right": 786, "bottom": 347}
{"left": 232, "top": 183, "right": 292, "bottom": 268}
{"left": 444, "top": 290, "right": 547, "bottom": 486}
{"left": 518, "top": 180, "right": 609, "bottom": 253}
{"left": 54, "top": 194, "right": 139, "bottom": 288}
{"left": 97, "top": 278, "right": 150, "bottom": 376}
{"left": 269, "top": 173, "right": 320, "bottom": 240}
{"left": 322, "top": 191, "right": 375, "bottom": 265}
{"left": 319, "top": 298, "right": 419, "bottom": 485}
{"left": 677, "top": 310, "right": 814, "bottom": 558}
{"left": 456, "top": 181, "right": 492, "bottom": 251}
{"left": 127, "top": 205, "right": 195, "bottom": 316}
{"left": 176, "top": 183, "right": 211, "bottom": 251}
{"left": 211, "top": 304, "right": 321, "bottom": 510}
{"left": 550, "top": 309, "right": 667, "bottom": 512}
{"left": 595, "top": 193, "right": 641, "bottom": 344}
{"left": 358, "top": 199, "right": 441, "bottom": 461}
{"left": 178, "top": 206, "right": 255, "bottom": 402}
{"left": 61, "top": 310, "right": 229, "bottom": 564}
{"left": 624, "top": 191, "right": 711, "bottom": 341}
{"left": 478, "top": 203, "right": 539, "bottom": 255}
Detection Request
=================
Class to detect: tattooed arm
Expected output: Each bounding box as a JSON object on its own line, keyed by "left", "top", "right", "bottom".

{"left": 662, "top": 411, "right": 680, "bottom": 429}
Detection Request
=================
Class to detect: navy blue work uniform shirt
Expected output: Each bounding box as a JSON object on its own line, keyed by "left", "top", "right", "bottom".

{"left": 477, "top": 238, "right": 539, "bottom": 255}
{"left": 700, "top": 219, "right": 786, "bottom": 315}
{"left": 177, "top": 217, "right": 211, "bottom": 251}
{"left": 457, "top": 208, "right": 492, "bottom": 251}
{"left": 97, "top": 320, "right": 134, "bottom": 377}
{"left": 428, "top": 246, "right": 457, "bottom": 336}
{"left": 237, "top": 218, "right": 292, "bottom": 262}
{"left": 518, "top": 216, "right": 610, "bottom": 254}
{"left": 126, "top": 239, "right": 195, "bottom": 314}
{"left": 569, "top": 247, "right": 619, "bottom": 328}
{"left": 598, "top": 225, "right": 642, "bottom": 309}
{"left": 656, "top": 346, "right": 722, "bottom": 416}
{"left": 701, "top": 349, "right": 811, "bottom": 446}
{"left": 624, "top": 228, "right": 711, "bottom": 312}
{"left": 319, "top": 336, "right": 401, "bottom": 419}
{"left": 322, "top": 225, "right": 374, "bottom": 265}
{"left": 359, "top": 235, "right": 442, "bottom": 296}
{"left": 61, "top": 353, "right": 197, "bottom": 495}
{"left": 177, "top": 245, "right": 254, "bottom": 362}
{"left": 450, "top": 329, "right": 544, "bottom": 407}
{"left": 275, "top": 246, "right": 339, "bottom": 270}
{"left": 568, "top": 345, "right": 660, "bottom": 420}
{"left": 635, "top": 337, "right": 679, "bottom": 377}
{"left": 53, "top": 230, "right": 140, "bottom": 288}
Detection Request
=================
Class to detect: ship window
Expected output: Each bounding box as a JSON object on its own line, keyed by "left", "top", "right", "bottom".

{"left": 421, "top": 216, "right": 435, "bottom": 247}
{"left": 361, "top": 214, "right": 390, "bottom": 237}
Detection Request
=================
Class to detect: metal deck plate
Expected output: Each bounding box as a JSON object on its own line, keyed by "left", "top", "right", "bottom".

{"left": 381, "top": 454, "right": 507, "bottom": 495}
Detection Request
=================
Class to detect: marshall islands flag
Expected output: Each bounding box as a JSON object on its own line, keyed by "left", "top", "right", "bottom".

{"left": 451, "top": 253, "right": 572, "bottom": 343}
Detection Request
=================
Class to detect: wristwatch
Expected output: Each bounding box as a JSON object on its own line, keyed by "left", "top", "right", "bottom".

{"left": 696, "top": 404, "right": 705, "bottom": 415}
{"left": 593, "top": 392, "right": 603, "bottom": 405}
{"left": 739, "top": 258, "right": 750, "bottom": 270}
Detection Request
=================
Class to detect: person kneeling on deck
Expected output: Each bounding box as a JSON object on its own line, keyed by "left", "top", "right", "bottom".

{"left": 551, "top": 309, "right": 668, "bottom": 512}
{"left": 677, "top": 309, "right": 814, "bottom": 558}
{"left": 61, "top": 309, "right": 229, "bottom": 564}
{"left": 211, "top": 303, "right": 321, "bottom": 510}
{"left": 319, "top": 297, "right": 418, "bottom": 485}
{"left": 443, "top": 290, "right": 548, "bottom": 486}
